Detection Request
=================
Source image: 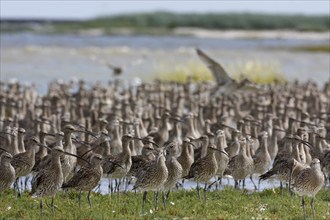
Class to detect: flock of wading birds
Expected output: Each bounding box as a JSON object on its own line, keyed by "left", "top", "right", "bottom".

{"left": 0, "top": 49, "right": 329, "bottom": 219}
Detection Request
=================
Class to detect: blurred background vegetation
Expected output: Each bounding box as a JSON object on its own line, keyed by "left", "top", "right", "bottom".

{"left": 2, "top": 12, "right": 329, "bottom": 34}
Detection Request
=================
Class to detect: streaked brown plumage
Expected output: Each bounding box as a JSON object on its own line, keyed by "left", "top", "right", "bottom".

{"left": 31, "top": 146, "right": 65, "bottom": 216}
{"left": 163, "top": 140, "right": 183, "bottom": 201}
{"left": 133, "top": 151, "right": 168, "bottom": 211}
{"left": 103, "top": 135, "right": 133, "bottom": 179}
{"left": 31, "top": 145, "right": 88, "bottom": 216}
{"left": 250, "top": 131, "right": 272, "bottom": 190}
{"left": 0, "top": 151, "right": 15, "bottom": 193}
{"left": 292, "top": 158, "right": 325, "bottom": 220}
{"left": 62, "top": 154, "right": 103, "bottom": 208}
{"left": 11, "top": 136, "right": 40, "bottom": 177}
{"left": 184, "top": 144, "right": 227, "bottom": 199}
{"left": 177, "top": 139, "right": 195, "bottom": 177}
{"left": 226, "top": 137, "right": 253, "bottom": 189}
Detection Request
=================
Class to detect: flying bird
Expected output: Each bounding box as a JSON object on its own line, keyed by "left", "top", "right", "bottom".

{"left": 107, "top": 63, "right": 123, "bottom": 76}
{"left": 196, "top": 48, "right": 258, "bottom": 95}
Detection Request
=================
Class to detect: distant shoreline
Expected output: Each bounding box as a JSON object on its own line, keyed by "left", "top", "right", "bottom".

{"left": 172, "top": 28, "right": 330, "bottom": 40}
{"left": 73, "top": 27, "right": 330, "bottom": 41}
{"left": 2, "top": 12, "right": 329, "bottom": 35}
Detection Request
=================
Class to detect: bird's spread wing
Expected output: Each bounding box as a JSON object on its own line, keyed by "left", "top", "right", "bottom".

{"left": 237, "top": 78, "right": 260, "bottom": 92}
{"left": 196, "top": 48, "right": 233, "bottom": 85}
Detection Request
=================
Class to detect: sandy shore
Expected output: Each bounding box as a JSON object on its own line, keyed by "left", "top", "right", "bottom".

{"left": 173, "top": 27, "right": 330, "bottom": 40}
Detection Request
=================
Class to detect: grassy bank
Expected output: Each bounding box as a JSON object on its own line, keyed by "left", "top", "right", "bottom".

{"left": 0, "top": 187, "right": 329, "bottom": 219}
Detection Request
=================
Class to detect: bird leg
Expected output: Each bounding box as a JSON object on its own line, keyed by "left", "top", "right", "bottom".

{"left": 250, "top": 175, "right": 257, "bottom": 190}
{"left": 20, "top": 177, "right": 24, "bottom": 193}
{"left": 311, "top": 196, "right": 315, "bottom": 220}
{"left": 94, "top": 183, "right": 101, "bottom": 193}
{"left": 115, "top": 179, "right": 118, "bottom": 192}
{"left": 154, "top": 191, "right": 159, "bottom": 210}
{"left": 124, "top": 177, "right": 129, "bottom": 192}
{"left": 39, "top": 198, "right": 43, "bottom": 217}
{"left": 203, "top": 182, "right": 208, "bottom": 200}
{"left": 78, "top": 190, "right": 82, "bottom": 209}
{"left": 215, "top": 177, "right": 221, "bottom": 190}
{"left": 196, "top": 183, "right": 201, "bottom": 199}
{"left": 234, "top": 180, "right": 239, "bottom": 189}
{"left": 162, "top": 191, "right": 166, "bottom": 209}
{"left": 218, "top": 177, "right": 222, "bottom": 185}
{"left": 87, "top": 190, "right": 92, "bottom": 208}
{"left": 142, "top": 191, "right": 147, "bottom": 213}
{"left": 258, "top": 178, "right": 262, "bottom": 191}
{"left": 181, "top": 179, "right": 185, "bottom": 189}
{"left": 51, "top": 196, "right": 55, "bottom": 218}
{"left": 207, "top": 179, "right": 218, "bottom": 190}
{"left": 108, "top": 178, "right": 113, "bottom": 195}
{"left": 166, "top": 190, "right": 170, "bottom": 201}
{"left": 116, "top": 179, "right": 121, "bottom": 193}
{"left": 14, "top": 178, "right": 21, "bottom": 197}
{"left": 24, "top": 176, "right": 30, "bottom": 191}
{"left": 301, "top": 196, "right": 307, "bottom": 220}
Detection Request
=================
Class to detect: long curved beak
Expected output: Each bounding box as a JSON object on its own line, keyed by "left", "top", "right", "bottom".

{"left": 291, "top": 118, "right": 316, "bottom": 126}
{"left": 209, "top": 147, "right": 229, "bottom": 157}
{"left": 217, "top": 149, "right": 229, "bottom": 157}
{"left": 0, "top": 132, "right": 15, "bottom": 137}
{"left": 37, "top": 143, "right": 52, "bottom": 151}
{"left": 80, "top": 143, "right": 103, "bottom": 157}
{"left": 297, "top": 139, "right": 313, "bottom": 148}
{"left": 133, "top": 137, "right": 160, "bottom": 148}
{"left": 185, "top": 141, "right": 197, "bottom": 149}
{"left": 72, "top": 138, "right": 92, "bottom": 147}
{"left": 0, "top": 147, "right": 31, "bottom": 166}
{"left": 63, "top": 151, "right": 91, "bottom": 166}
{"left": 0, "top": 147, "right": 10, "bottom": 153}
{"left": 286, "top": 137, "right": 313, "bottom": 148}
{"left": 101, "top": 159, "right": 124, "bottom": 169}
{"left": 310, "top": 132, "right": 329, "bottom": 141}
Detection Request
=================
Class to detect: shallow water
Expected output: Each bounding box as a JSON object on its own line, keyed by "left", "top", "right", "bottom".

{"left": 1, "top": 33, "right": 329, "bottom": 94}
{"left": 22, "top": 175, "right": 281, "bottom": 195}
{"left": 97, "top": 176, "right": 281, "bottom": 195}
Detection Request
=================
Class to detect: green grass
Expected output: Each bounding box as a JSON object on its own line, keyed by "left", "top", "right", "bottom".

{"left": 0, "top": 187, "right": 329, "bottom": 219}
{"left": 156, "top": 61, "right": 286, "bottom": 84}
{"left": 291, "top": 44, "right": 330, "bottom": 53}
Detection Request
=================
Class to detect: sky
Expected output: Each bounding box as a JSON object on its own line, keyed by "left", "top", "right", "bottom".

{"left": 1, "top": 0, "right": 329, "bottom": 19}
